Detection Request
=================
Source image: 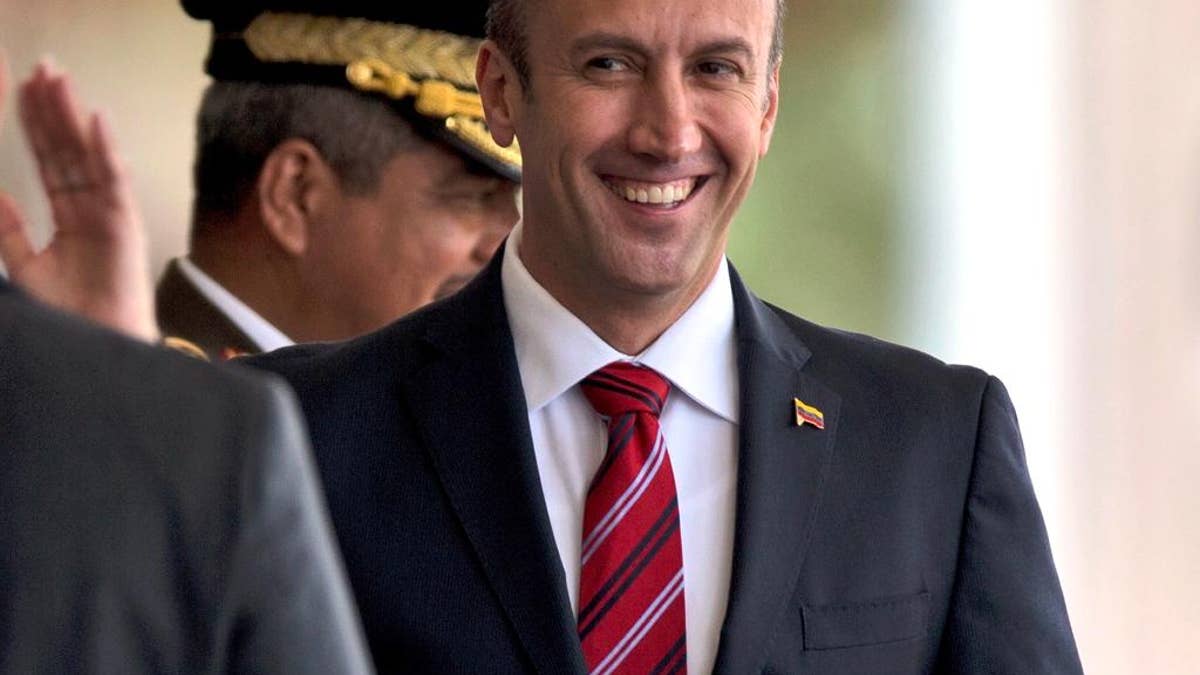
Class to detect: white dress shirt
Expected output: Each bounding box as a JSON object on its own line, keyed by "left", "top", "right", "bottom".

{"left": 176, "top": 257, "right": 294, "bottom": 353}
{"left": 501, "top": 223, "right": 739, "bottom": 674}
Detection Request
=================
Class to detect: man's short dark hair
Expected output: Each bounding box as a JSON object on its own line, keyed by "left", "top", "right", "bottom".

{"left": 191, "top": 81, "right": 417, "bottom": 228}
{"left": 486, "top": 0, "right": 787, "bottom": 90}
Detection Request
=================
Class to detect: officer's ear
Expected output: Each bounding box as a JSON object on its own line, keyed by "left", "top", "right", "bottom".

{"left": 476, "top": 39, "right": 522, "bottom": 148}
{"left": 255, "top": 139, "right": 336, "bottom": 256}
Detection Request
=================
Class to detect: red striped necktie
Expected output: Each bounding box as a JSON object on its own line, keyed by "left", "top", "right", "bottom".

{"left": 578, "top": 362, "right": 687, "bottom": 675}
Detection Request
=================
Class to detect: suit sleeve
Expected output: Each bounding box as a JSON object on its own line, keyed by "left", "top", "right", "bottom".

{"left": 935, "top": 376, "right": 1083, "bottom": 673}
{"left": 223, "top": 379, "right": 374, "bottom": 675}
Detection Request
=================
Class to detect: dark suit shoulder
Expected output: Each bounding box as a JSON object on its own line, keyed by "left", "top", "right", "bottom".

{"left": 0, "top": 292, "right": 300, "bottom": 528}
{"left": 765, "top": 301, "right": 991, "bottom": 408}
{"left": 246, "top": 318, "right": 419, "bottom": 398}
{"left": 737, "top": 306, "right": 1079, "bottom": 673}
{"left": 239, "top": 305, "right": 456, "bottom": 474}
{"left": 243, "top": 287, "right": 476, "bottom": 405}
{"left": 2, "top": 290, "right": 278, "bottom": 423}
{"left": 0, "top": 291, "right": 372, "bottom": 674}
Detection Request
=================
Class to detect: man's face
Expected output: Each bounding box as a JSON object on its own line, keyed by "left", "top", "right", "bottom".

{"left": 308, "top": 138, "right": 518, "bottom": 339}
{"left": 507, "top": 0, "right": 779, "bottom": 315}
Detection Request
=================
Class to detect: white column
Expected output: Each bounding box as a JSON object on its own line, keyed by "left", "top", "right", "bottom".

{"left": 904, "top": 1, "right": 1200, "bottom": 672}
{"left": 901, "top": 0, "right": 1069, "bottom": 561}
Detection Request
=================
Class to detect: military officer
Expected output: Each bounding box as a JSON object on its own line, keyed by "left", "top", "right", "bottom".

{"left": 159, "top": 1, "right": 520, "bottom": 359}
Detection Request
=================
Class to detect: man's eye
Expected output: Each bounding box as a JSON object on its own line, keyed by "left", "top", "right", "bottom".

{"left": 587, "top": 57, "right": 629, "bottom": 72}
{"left": 697, "top": 61, "right": 740, "bottom": 77}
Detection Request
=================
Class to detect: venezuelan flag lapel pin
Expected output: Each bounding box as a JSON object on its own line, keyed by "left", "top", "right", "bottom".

{"left": 794, "top": 398, "right": 825, "bottom": 430}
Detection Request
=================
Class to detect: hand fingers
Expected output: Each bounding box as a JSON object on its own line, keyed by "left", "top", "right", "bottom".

{"left": 88, "top": 110, "right": 124, "bottom": 188}
{"left": 46, "top": 72, "right": 105, "bottom": 212}
{"left": 41, "top": 66, "right": 94, "bottom": 192}
{"left": 0, "top": 191, "right": 35, "bottom": 275}
{"left": 19, "top": 62, "right": 61, "bottom": 192}
{"left": 45, "top": 69, "right": 93, "bottom": 173}
{"left": 89, "top": 111, "right": 142, "bottom": 229}
{"left": 20, "top": 61, "right": 95, "bottom": 196}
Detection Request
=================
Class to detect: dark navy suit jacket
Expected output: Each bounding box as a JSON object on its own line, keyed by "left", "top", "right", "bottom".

{"left": 249, "top": 252, "right": 1083, "bottom": 674}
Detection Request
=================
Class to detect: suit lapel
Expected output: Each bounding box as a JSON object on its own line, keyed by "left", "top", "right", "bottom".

{"left": 398, "top": 252, "right": 588, "bottom": 675}
{"left": 714, "top": 265, "right": 842, "bottom": 674}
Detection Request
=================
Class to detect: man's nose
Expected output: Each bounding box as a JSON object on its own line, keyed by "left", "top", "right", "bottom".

{"left": 627, "top": 71, "right": 702, "bottom": 163}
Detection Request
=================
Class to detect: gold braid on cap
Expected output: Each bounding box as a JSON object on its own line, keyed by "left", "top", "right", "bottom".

{"left": 242, "top": 11, "right": 521, "bottom": 170}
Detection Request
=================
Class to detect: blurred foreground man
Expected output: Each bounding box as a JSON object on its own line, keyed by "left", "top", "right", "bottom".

{"left": 161, "top": 0, "right": 520, "bottom": 359}
{"left": 250, "top": 0, "right": 1083, "bottom": 672}
{"left": 0, "top": 60, "right": 371, "bottom": 674}
{"left": 0, "top": 282, "right": 372, "bottom": 675}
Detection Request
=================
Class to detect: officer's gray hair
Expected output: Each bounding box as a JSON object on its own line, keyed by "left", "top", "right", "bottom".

{"left": 486, "top": 0, "right": 787, "bottom": 91}
{"left": 191, "top": 81, "right": 417, "bottom": 228}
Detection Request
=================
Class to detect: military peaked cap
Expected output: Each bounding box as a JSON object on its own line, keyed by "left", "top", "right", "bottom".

{"left": 182, "top": 0, "right": 520, "bottom": 182}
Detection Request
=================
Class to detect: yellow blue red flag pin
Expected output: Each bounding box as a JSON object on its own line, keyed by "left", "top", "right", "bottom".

{"left": 794, "top": 398, "right": 825, "bottom": 430}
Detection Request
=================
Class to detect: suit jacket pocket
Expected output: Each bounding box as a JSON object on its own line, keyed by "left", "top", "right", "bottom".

{"left": 801, "top": 591, "right": 930, "bottom": 651}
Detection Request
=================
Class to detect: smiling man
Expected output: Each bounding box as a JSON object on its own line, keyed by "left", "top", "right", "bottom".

{"left": 242, "top": 0, "right": 1085, "bottom": 672}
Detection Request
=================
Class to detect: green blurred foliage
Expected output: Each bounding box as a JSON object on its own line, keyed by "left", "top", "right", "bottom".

{"left": 729, "top": 0, "right": 902, "bottom": 339}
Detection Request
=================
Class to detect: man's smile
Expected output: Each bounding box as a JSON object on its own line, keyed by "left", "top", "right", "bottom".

{"left": 600, "top": 175, "right": 707, "bottom": 209}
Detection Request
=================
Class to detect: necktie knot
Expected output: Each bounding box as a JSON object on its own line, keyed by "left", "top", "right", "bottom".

{"left": 581, "top": 361, "right": 670, "bottom": 418}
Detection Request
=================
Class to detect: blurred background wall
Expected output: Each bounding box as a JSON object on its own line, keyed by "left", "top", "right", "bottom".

{"left": 2, "top": 1, "right": 1197, "bottom": 671}
{"left": 0, "top": 0, "right": 207, "bottom": 272}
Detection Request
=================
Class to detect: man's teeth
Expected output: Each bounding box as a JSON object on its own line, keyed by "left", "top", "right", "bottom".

{"left": 607, "top": 179, "right": 696, "bottom": 205}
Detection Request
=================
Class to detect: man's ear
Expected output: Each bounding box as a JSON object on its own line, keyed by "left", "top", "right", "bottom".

{"left": 758, "top": 63, "right": 781, "bottom": 157}
{"left": 254, "top": 139, "right": 336, "bottom": 257}
{"left": 476, "top": 40, "right": 522, "bottom": 148}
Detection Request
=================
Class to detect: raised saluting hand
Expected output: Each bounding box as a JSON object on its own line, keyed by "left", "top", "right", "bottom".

{"left": 0, "top": 53, "right": 157, "bottom": 342}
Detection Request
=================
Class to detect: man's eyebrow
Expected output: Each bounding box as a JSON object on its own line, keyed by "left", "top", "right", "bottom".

{"left": 569, "top": 33, "right": 757, "bottom": 62}
{"left": 569, "top": 32, "right": 649, "bottom": 58}
{"left": 694, "top": 38, "right": 756, "bottom": 61}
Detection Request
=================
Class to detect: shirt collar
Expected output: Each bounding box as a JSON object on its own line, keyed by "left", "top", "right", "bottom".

{"left": 502, "top": 221, "right": 739, "bottom": 423}
{"left": 176, "top": 257, "right": 294, "bottom": 353}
